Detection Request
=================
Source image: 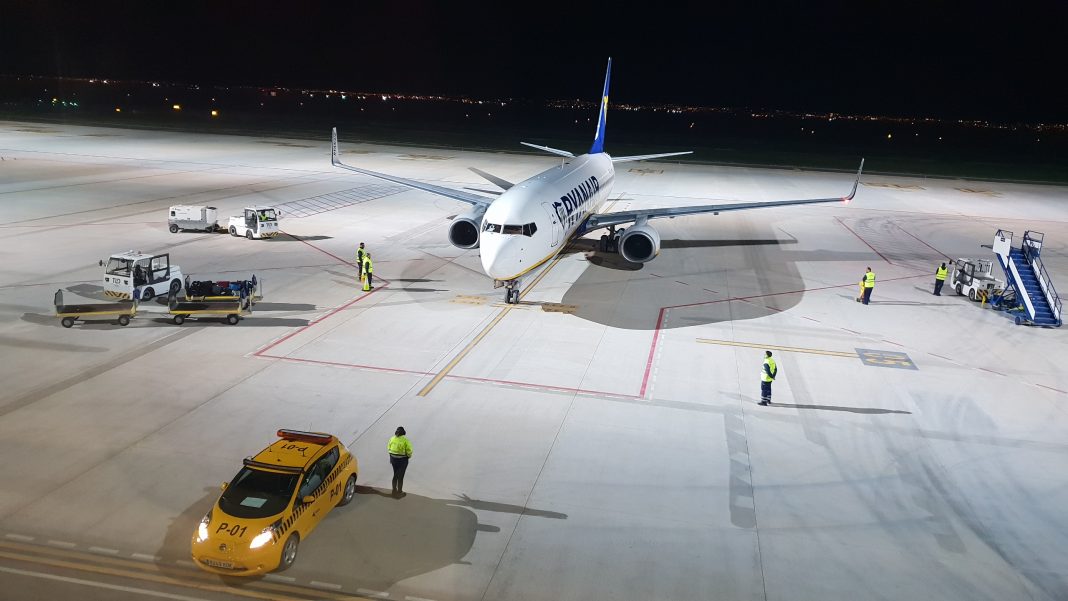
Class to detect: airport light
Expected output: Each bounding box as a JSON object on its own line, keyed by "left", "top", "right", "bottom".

{"left": 172, "top": 104, "right": 181, "bottom": 111}
{"left": 211, "top": 110, "right": 219, "bottom": 117}
{"left": 115, "top": 107, "right": 121, "bottom": 113}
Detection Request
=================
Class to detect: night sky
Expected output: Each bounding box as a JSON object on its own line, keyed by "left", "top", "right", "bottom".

{"left": 2, "top": 1, "right": 1066, "bottom": 122}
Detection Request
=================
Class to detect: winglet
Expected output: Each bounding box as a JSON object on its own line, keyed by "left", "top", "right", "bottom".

{"left": 844, "top": 158, "right": 865, "bottom": 202}
{"left": 331, "top": 127, "right": 341, "bottom": 165}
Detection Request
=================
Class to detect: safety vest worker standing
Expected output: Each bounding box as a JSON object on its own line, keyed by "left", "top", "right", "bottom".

{"left": 861, "top": 267, "right": 875, "bottom": 305}
{"left": 934, "top": 262, "right": 948, "bottom": 296}
{"left": 760, "top": 351, "right": 777, "bottom": 406}
{"left": 388, "top": 427, "right": 413, "bottom": 496}
{"left": 356, "top": 242, "right": 365, "bottom": 278}
{"left": 362, "top": 253, "right": 374, "bottom": 291}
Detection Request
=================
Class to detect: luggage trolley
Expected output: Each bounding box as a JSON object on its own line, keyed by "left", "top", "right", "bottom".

{"left": 167, "top": 290, "right": 252, "bottom": 325}
{"left": 55, "top": 289, "right": 137, "bottom": 328}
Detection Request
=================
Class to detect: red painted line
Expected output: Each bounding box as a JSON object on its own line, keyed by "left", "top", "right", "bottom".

{"left": 764, "top": 305, "right": 783, "bottom": 312}
{"left": 802, "top": 316, "right": 821, "bottom": 323}
{"left": 1035, "top": 383, "right": 1068, "bottom": 395}
{"left": 639, "top": 307, "right": 668, "bottom": 398}
{"left": 841, "top": 328, "right": 862, "bottom": 335}
{"left": 928, "top": 352, "right": 953, "bottom": 361}
{"left": 649, "top": 273, "right": 663, "bottom": 278}
{"left": 881, "top": 339, "right": 905, "bottom": 347}
{"left": 281, "top": 230, "right": 360, "bottom": 269}
{"left": 975, "top": 367, "right": 1007, "bottom": 376}
{"left": 893, "top": 223, "right": 949, "bottom": 259}
{"left": 675, "top": 280, "right": 689, "bottom": 286}
{"left": 702, "top": 288, "right": 718, "bottom": 294}
{"left": 834, "top": 216, "right": 892, "bottom": 264}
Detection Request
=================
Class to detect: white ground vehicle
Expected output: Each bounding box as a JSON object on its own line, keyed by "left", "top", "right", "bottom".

{"left": 951, "top": 258, "right": 1004, "bottom": 302}
{"left": 169, "top": 205, "right": 219, "bottom": 233}
{"left": 101, "top": 251, "right": 184, "bottom": 301}
{"left": 228, "top": 207, "right": 280, "bottom": 240}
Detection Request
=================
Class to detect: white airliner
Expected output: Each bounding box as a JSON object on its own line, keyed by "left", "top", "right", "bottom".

{"left": 331, "top": 58, "right": 863, "bottom": 304}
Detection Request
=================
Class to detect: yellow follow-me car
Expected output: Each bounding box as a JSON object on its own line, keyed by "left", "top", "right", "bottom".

{"left": 191, "top": 429, "right": 359, "bottom": 575}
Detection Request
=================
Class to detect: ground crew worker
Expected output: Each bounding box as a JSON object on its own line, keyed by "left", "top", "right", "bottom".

{"left": 362, "top": 253, "right": 374, "bottom": 291}
{"left": 933, "top": 262, "right": 948, "bottom": 296}
{"left": 861, "top": 267, "right": 875, "bottom": 305}
{"left": 356, "top": 242, "right": 365, "bottom": 279}
{"left": 760, "top": 351, "right": 777, "bottom": 406}
{"left": 388, "top": 427, "right": 413, "bottom": 496}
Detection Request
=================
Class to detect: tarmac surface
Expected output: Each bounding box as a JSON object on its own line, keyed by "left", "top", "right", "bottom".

{"left": 0, "top": 121, "right": 1066, "bottom": 601}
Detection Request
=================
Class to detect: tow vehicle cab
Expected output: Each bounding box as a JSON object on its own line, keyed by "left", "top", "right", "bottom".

{"left": 191, "top": 429, "right": 359, "bottom": 575}
{"left": 101, "top": 251, "right": 183, "bottom": 301}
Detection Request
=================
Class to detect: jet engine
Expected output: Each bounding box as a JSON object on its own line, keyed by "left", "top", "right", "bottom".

{"left": 448, "top": 208, "right": 486, "bottom": 249}
{"left": 618, "top": 224, "right": 661, "bottom": 263}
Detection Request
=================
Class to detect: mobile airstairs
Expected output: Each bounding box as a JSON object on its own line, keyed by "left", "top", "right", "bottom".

{"left": 992, "top": 230, "right": 1062, "bottom": 327}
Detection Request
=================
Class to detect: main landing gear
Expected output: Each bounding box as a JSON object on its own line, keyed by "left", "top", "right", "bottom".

{"left": 598, "top": 226, "right": 622, "bottom": 253}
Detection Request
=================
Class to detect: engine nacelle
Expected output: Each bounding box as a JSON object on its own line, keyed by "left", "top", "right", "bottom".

{"left": 448, "top": 208, "right": 486, "bottom": 249}
{"left": 618, "top": 224, "right": 661, "bottom": 263}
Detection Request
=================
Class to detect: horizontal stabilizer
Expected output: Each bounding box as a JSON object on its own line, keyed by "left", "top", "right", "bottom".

{"left": 520, "top": 142, "right": 575, "bottom": 158}
{"left": 611, "top": 151, "right": 693, "bottom": 163}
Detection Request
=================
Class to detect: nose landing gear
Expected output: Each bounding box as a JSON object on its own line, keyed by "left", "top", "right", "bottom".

{"left": 504, "top": 285, "right": 520, "bottom": 305}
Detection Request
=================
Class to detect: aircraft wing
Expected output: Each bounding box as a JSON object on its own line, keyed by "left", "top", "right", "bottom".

{"left": 331, "top": 128, "right": 493, "bottom": 208}
{"left": 583, "top": 159, "right": 864, "bottom": 231}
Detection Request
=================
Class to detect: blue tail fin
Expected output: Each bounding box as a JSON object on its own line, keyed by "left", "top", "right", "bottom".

{"left": 589, "top": 58, "right": 611, "bottom": 154}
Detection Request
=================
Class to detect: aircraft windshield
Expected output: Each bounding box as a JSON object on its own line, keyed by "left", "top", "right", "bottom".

{"left": 484, "top": 222, "right": 537, "bottom": 237}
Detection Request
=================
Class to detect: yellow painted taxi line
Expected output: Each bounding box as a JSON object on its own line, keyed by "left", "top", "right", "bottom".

{"left": 0, "top": 541, "right": 373, "bottom": 601}
{"left": 417, "top": 254, "right": 566, "bottom": 397}
{"left": 696, "top": 338, "right": 857, "bottom": 358}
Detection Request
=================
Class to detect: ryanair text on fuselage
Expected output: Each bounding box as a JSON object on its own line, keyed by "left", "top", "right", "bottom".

{"left": 553, "top": 176, "right": 601, "bottom": 229}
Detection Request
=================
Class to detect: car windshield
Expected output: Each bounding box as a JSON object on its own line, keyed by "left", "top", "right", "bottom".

{"left": 218, "top": 467, "right": 298, "bottom": 519}
{"left": 105, "top": 258, "right": 131, "bottom": 276}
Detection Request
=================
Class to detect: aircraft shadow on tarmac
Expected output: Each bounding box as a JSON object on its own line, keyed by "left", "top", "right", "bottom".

{"left": 159, "top": 485, "right": 566, "bottom": 591}
{"left": 273, "top": 234, "right": 333, "bottom": 242}
{"left": 769, "top": 402, "right": 912, "bottom": 415}
{"left": 561, "top": 224, "right": 878, "bottom": 330}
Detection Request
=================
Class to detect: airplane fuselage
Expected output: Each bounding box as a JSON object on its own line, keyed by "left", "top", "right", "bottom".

{"left": 480, "top": 153, "right": 615, "bottom": 282}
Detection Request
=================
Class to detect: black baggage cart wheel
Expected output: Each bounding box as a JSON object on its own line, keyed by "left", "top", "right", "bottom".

{"left": 118, "top": 315, "right": 130, "bottom": 326}
{"left": 169, "top": 224, "right": 179, "bottom": 233}
{"left": 173, "top": 315, "right": 186, "bottom": 325}
{"left": 226, "top": 314, "right": 239, "bottom": 325}
{"left": 61, "top": 317, "right": 75, "bottom": 328}
{"left": 246, "top": 230, "right": 254, "bottom": 240}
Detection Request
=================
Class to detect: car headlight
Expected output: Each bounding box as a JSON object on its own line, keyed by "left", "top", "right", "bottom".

{"left": 249, "top": 530, "right": 272, "bottom": 549}
{"left": 196, "top": 510, "right": 212, "bottom": 542}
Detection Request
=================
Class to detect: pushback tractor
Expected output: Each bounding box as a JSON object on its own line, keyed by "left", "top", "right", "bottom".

{"left": 101, "top": 251, "right": 183, "bottom": 301}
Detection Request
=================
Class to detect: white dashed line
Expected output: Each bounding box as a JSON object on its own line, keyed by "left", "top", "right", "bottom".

{"left": 357, "top": 589, "right": 389, "bottom": 598}
{"left": 131, "top": 553, "right": 160, "bottom": 562}
{"left": 311, "top": 581, "right": 343, "bottom": 591}
{"left": 263, "top": 574, "right": 296, "bottom": 583}
{"left": 4, "top": 534, "right": 34, "bottom": 542}
{"left": 47, "top": 540, "right": 77, "bottom": 549}
{"left": 88, "top": 546, "right": 120, "bottom": 555}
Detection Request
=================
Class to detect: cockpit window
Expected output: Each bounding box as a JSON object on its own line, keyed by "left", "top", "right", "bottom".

{"left": 523, "top": 223, "right": 538, "bottom": 236}
{"left": 502, "top": 224, "right": 524, "bottom": 235}
{"left": 483, "top": 222, "right": 502, "bottom": 233}
{"left": 485, "top": 222, "right": 537, "bottom": 236}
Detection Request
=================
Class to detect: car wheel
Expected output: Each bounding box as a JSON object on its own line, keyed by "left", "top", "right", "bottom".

{"left": 955, "top": 283, "right": 963, "bottom": 295}
{"left": 229, "top": 226, "right": 237, "bottom": 236}
{"left": 278, "top": 534, "right": 299, "bottom": 571}
{"left": 968, "top": 289, "right": 976, "bottom": 301}
{"left": 246, "top": 230, "right": 254, "bottom": 240}
{"left": 169, "top": 224, "right": 179, "bottom": 233}
{"left": 338, "top": 474, "right": 357, "bottom": 506}
{"left": 226, "top": 314, "right": 239, "bottom": 325}
{"left": 173, "top": 315, "right": 185, "bottom": 325}
{"left": 169, "top": 279, "right": 182, "bottom": 293}
{"left": 61, "top": 317, "right": 74, "bottom": 328}
{"left": 142, "top": 288, "right": 155, "bottom": 301}
{"left": 205, "top": 226, "right": 214, "bottom": 233}
{"left": 118, "top": 315, "right": 130, "bottom": 326}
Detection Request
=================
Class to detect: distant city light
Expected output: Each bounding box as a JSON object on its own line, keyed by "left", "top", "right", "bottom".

{"left": 887, "top": 133, "right": 892, "bottom": 139}
{"left": 211, "top": 110, "right": 219, "bottom": 117}
{"left": 115, "top": 107, "right": 121, "bottom": 113}
{"left": 172, "top": 104, "right": 181, "bottom": 111}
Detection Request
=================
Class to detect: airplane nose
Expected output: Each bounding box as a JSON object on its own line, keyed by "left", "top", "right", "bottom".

{"left": 481, "top": 237, "right": 515, "bottom": 280}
